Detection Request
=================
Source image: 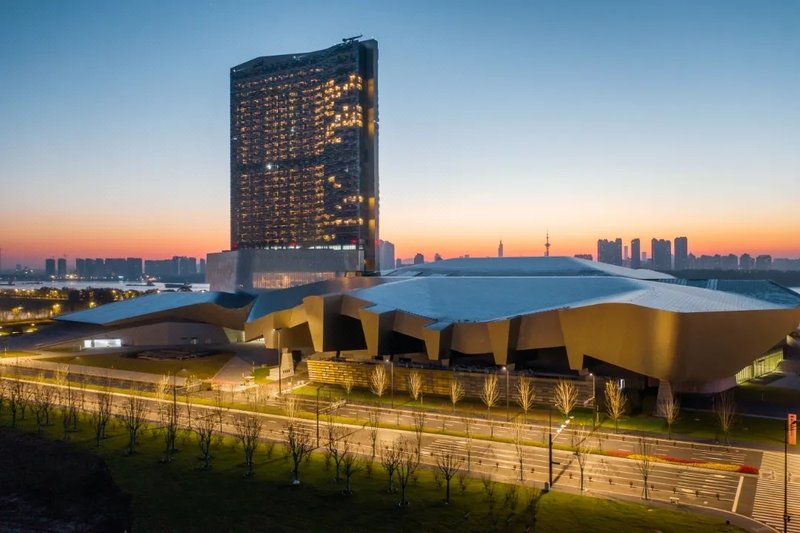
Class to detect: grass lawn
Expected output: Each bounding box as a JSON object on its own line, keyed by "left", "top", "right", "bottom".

{"left": 0, "top": 410, "right": 741, "bottom": 533}
{"left": 43, "top": 351, "right": 234, "bottom": 379}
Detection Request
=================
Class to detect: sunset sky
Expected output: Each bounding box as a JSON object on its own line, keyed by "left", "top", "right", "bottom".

{"left": 1, "top": 1, "right": 798, "bottom": 269}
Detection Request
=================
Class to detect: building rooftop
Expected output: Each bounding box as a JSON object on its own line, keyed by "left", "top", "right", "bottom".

{"left": 387, "top": 256, "right": 674, "bottom": 280}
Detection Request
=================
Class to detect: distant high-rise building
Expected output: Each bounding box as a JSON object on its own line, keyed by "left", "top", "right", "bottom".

{"left": 739, "top": 253, "right": 753, "bottom": 270}
{"left": 623, "top": 245, "right": 629, "bottom": 263}
{"left": 413, "top": 253, "right": 425, "bottom": 265}
{"left": 126, "top": 258, "right": 143, "bottom": 280}
{"left": 198, "top": 258, "right": 206, "bottom": 275}
{"left": 434, "top": 253, "right": 443, "bottom": 262}
{"left": 57, "top": 258, "right": 67, "bottom": 278}
{"left": 378, "top": 239, "right": 395, "bottom": 271}
{"left": 498, "top": 240, "right": 503, "bottom": 258}
{"left": 395, "top": 258, "right": 403, "bottom": 269}
{"left": 755, "top": 255, "right": 772, "bottom": 270}
{"left": 722, "top": 254, "right": 738, "bottom": 270}
{"left": 75, "top": 258, "right": 86, "bottom": 278}
{"left": 45, "top": 258, "right": 56, "bottom": 278}
{"left": 674, "top": 236, "right": 688, "bottom": 270}
{"left": 630, "top": 239, "right": 641, "bottom": 269}
{"left": 597, "top": 238, "right": 623, "bottom": 266}
{"left": 574, "top": 254, "right": 593, "bottom": 260}
{"left": 651, "top": 239, "right": 672, "bottom": 271}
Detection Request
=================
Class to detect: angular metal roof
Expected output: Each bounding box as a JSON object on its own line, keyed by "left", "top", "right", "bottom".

{"left": 58, "top": 291, "right": 254, "bottom": 326}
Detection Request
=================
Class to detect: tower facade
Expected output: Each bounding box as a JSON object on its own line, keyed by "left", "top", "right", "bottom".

{"left": 651, "top": 238, "right": 672, "bottom": 271}
{"left": 630, "top": 238, "right": 641, "bottom": 269}
{"left": 230, "top": 39, "right": 379, "bottom": 272}
{"left": 597, "top": 238, "right": 623, "bottom": 266}
{"left": 674, "top": 236, "right": 688, "bottom": 271}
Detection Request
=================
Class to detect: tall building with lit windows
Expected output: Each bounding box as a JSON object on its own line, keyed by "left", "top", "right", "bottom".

{"left": 210, "top": 39, "right": 379, "bottom": 291}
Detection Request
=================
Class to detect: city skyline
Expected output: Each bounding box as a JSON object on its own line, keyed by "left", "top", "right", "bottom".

{"left": 1, "top": 1, "right": 798, "bottom": 267}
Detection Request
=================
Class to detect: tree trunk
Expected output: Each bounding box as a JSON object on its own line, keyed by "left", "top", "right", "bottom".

{"left": 445, "top": 478, "right": 451, "bottom": 503}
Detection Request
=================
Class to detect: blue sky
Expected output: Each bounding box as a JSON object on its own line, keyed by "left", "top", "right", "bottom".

{"left": 1, "top": 0, "right": 798, "bottom": 266}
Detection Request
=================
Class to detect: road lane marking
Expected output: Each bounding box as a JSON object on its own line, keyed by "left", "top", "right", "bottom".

{"left": 732, "top": 475, "right": 743, "bottom": 513}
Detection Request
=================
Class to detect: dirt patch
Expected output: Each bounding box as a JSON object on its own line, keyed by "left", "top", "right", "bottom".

{"left": 0, "top": 428, "right": 132, "bottom": 532}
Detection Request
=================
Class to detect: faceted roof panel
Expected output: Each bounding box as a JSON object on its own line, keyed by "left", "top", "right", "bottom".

{"left": 58, "top": 291, "right": 254, "bottom": 326}
{"left": 351, "top": 276, "right": 790, "bottom": 323}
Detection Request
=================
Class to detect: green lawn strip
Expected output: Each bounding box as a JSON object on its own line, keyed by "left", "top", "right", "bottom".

{"left": 41, "top": 351, "right": 235, "bottom": 379}
{"left": 0, "top": 410, "right": 741, "bottom": 533}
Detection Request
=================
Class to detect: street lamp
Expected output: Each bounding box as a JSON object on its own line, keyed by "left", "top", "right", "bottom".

{"left": 389, "top": 359, "right": 394, "bottom": 409}
{"left": 590, "top": 372, "right": 597, "bottom": 428}
{"left": 502, "top": 366, "right": 509, "bottom": 422}
{"left": 273, "top": 328, "right": 283, "bottom": 396}
{"left": 548, "top": 410, "right": 574, "bottom": 490}
{"left": 785, "top": 415, "right": 797, "bottom": 533}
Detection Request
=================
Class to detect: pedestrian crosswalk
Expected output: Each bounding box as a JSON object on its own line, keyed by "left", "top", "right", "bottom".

{"left": 752, "top": 451, "right": 800, "bottom": 532}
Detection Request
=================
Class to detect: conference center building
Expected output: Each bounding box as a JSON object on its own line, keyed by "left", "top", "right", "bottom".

{"left": 22, "top": 256, "right": 800, "bottom": 396}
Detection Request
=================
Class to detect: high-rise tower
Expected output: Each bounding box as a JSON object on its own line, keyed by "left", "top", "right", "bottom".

{"left": 230, "top": 38, "right": 379, "bottom": 271}
{"left": 498, "top": 240, "right": 504, "bottom": 258}
{"left": 211, "top": 39, "right": 379, "bottom": 291}
{"left": 544, "top": 232, "right": 551, "bottom": 257}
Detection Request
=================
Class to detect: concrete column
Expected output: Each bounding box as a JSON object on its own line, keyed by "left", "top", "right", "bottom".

{"left": 655, "top": 379, "right": 673, "bottom": 417}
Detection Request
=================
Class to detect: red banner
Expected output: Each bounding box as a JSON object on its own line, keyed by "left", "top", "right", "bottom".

{"left": 789, "top": 414, "right": 797, "bottom": 446}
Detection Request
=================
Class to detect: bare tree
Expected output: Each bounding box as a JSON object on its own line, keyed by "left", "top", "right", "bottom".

{"left": 55, "top": 365, "right": 81, "bottom": 432}
{"left": 516, "top": 376, "right": 536, "bottom": 423}
{"left": 233, "top": 413, "right": 262, "bottom": 477}
{"left": 161, "top": 383, "right": 179, "bottom": 463}
{"left": 412, "top": 409, "right": 426, "bottom": 458}
{"left": 513, "top": 419, "right": 526, "bottom": 482}
{"left": 31, "top": 381, "right": 54, "bottom": 434}
{"left": 395, "top": 437, "right": 420, "bottom": 507}
{"left": 283, "top": 395, "right": 299, "bottom": 420}
{"left": 195, "top": 412, "right": 216, "bottom": 470}
{"left": 326, "top": 419, "right": 347, "bottom": 483}
{"left": 574, "top": 424, "right": 591, "bottom": 493}
{"left": 286, "top": 422, "right": 313, "bottom": 484}
{"left": 183, "top": 374, "right": 197, "bottom": 431}
{"left": 481, "top": 373, "right": 500, "bottom": 437}
{"left": 341, "top": 437, "right": 362, "bottom": 495}
{"left": 714, "top": 390, "right": 736, "bottom": 445}
{"left": 604, "top": 380, "right": 627, "bottom": 433}
{"left": 367, "top": 408, "right": 380, "bottom": 461}
{"left": 119, "top": 389, "right": 148, "bottom": 455}
{"left": 57, "top": 379, "right": 77, "bottom": 440}
{"left": 7, "top": 377, "right": 24, "bottom": 428}
{"left": 369, "top": 365, "right": 388, "bottom": 407}
{"left": 434, "top": 444, "right": 464, "bottom": 504}
{"left": 463, "top": 415, "right": 473, "bottom": 471}
{"left": 90, "top": 388, "right": 113, "bottom": 447}
{"left": 635, "top": 436, "right": 654, "bottom": 500}
{"left": 662, "top": 394, "right": 680, "bottom": 440}
{"left": 449, "top": 378, "right": 464, "bottom": 414}
{"left": 341, "top": 374, "right": 354, "bottom": 403}
{"left": 380, "top": 439, "right": 401, "bottom": 493}
{"left": 407, "top": 370, "right": 423, "bottom": 407}
{"left": 553, "top": 379, "right": 578, "bottom": 418}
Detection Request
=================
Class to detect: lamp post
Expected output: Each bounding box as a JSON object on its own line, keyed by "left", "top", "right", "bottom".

{"left": 548, "top": 409, "right": 573, "bottom": 490}
{"left": 390, "top": 359, "right": 394, "bottom": 409}
{"left": 785, "top": 416, "right": 798, "bottom": 533}
{"left": 502, "top": 366, "right": 510, "bottom": 422}
{"left": 590, "top": 372, "right": 597, "bottom": 428}
{"left": 274, "top": 328, "right": 283, "bottom": 396}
